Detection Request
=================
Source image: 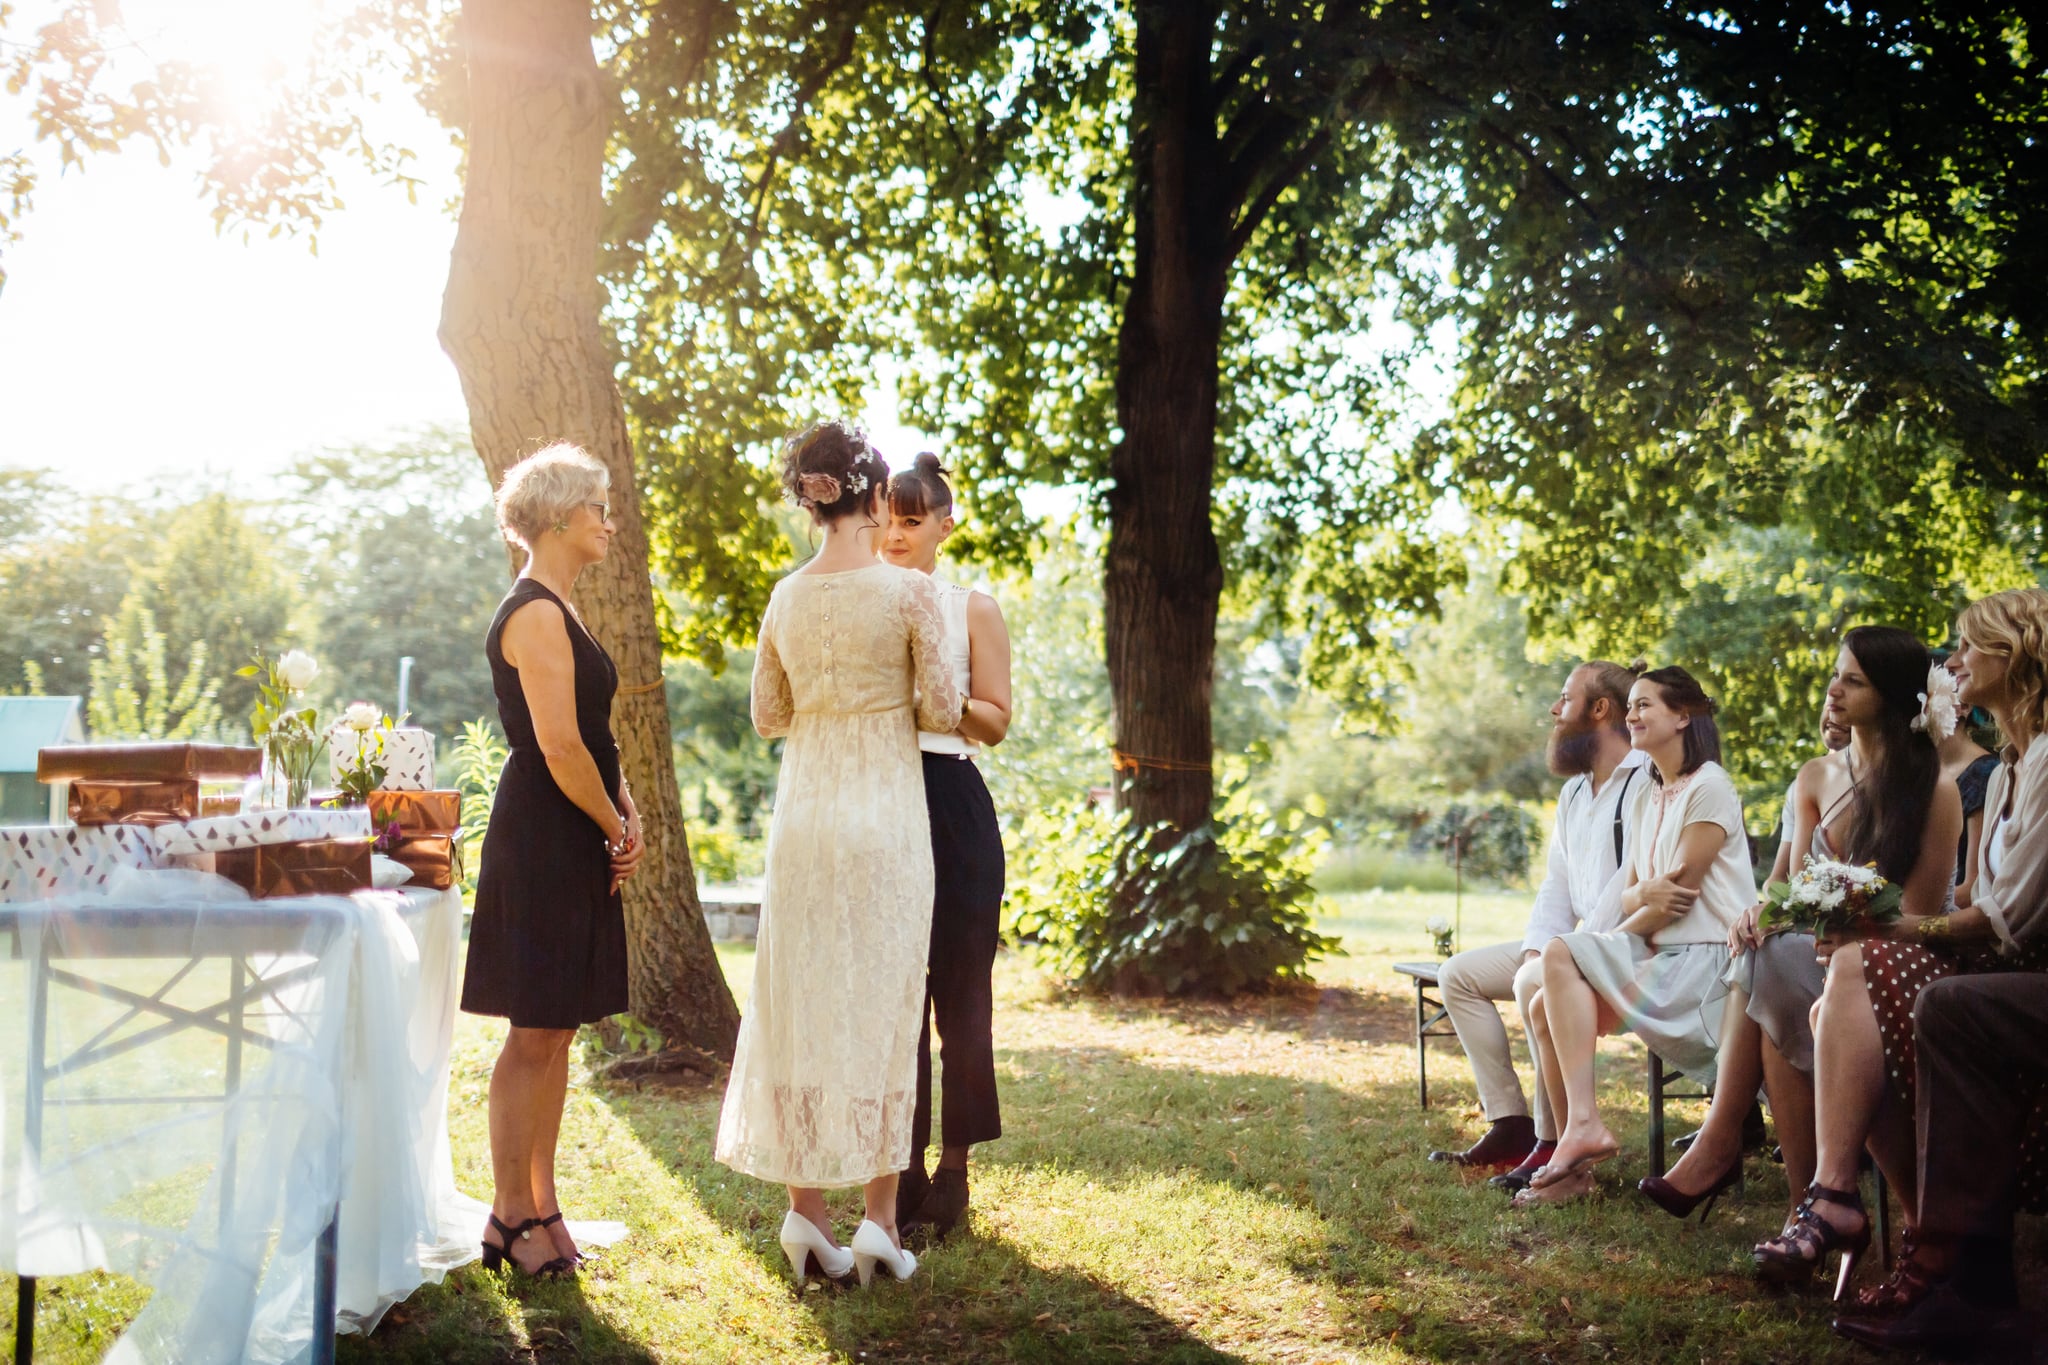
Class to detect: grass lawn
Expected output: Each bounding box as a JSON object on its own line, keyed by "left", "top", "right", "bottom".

{"left": 8, "top": 888, "right": 2041, "bottom": 1362}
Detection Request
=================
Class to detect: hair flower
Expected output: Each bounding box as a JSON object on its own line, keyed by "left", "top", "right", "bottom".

{"left": 1911, "top": 663, "right": 1960, "bottom": 741}
{"left": 796, "top": 472, "right": 843, "bottom": 507}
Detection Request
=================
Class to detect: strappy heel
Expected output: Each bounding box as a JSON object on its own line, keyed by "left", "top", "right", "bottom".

{"left": 1752, "top": 1181, "right": 1870, "bottom": 1300}
{"left": 1848, "top": 1226, "right": 1937, "bottom": 1317}
{"left": 480, "top": 1212, "right": 575, "bottom": 1279}
{"left": 533, "top": 1211, "right": 597, "bottom": 1266}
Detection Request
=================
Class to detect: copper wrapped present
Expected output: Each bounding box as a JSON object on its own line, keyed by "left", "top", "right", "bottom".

{"left": 200, "top": 793, "right": 243, "bottom": 817}
{"left": 214, "top": 838, "right": 372, "bottom": 899}
{"left": 386, "top": 831, "right": 463, "bottom": 890}
{"left": 37, "top": 742, "right": 262, "bottom": 783}
{"left": 368, "top": 789, "right": 461, "bottom": 834}
{"left": 68, "top": 779, "right": 202, "bottom": 827}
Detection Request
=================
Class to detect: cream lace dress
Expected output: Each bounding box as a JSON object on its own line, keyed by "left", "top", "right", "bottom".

{"left": 714, "top": 562, "right": 962, "bottom": 1187}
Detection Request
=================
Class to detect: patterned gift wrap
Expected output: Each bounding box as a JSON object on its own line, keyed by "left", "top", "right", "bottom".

{"left": 0, "top": 825, "right": 165, "bottom": 902}
{"left": 36, "top": 741, "right": 262, "bottom": 783}
{"left": 150, "top": 806, "right": 373, "bottom": 856}
{"left": 68, "top": 779, "right": 202, "bottom": 826}
{"left": 214, "top": 837, "right": 373, "bottom": 898}
{"left": 327, "top": 724, "right": 436, "bottom": 791}
{"left": 386, "top": 832, "right": 462, "bottom": 890}
{"left": 367, "top": 789, "right": 461, "bottom": 833}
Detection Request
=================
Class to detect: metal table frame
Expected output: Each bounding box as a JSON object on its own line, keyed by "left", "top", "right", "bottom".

{"left": 4, "top": 902, "right": 350, "bottom": 1365}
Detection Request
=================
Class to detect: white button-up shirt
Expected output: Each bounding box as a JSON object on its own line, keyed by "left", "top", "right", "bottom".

{"left": 1521, "top": 747, "right": 1654, "bottom": 951}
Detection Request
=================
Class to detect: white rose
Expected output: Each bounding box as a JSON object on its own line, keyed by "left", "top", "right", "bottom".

{"left": 278, "top": 650, "right": 320, "bottom": 691}
{"left": 343, "top": 701, "right": 381, "bottom": 733}
{"left": 1425, "top": 915, "right": 1450, "bottom": 934}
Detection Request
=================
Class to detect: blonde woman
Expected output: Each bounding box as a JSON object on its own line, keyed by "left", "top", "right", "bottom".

{"left": 462, "top": 443, "right": 644, "bottom": 1277}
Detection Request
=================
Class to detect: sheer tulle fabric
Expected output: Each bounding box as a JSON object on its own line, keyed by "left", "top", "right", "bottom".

{"left": 715, "top": 564, "right": 961, "bottom": 1187}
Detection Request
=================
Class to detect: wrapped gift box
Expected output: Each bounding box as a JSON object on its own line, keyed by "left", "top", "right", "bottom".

{"left": 368, "top": 789, "right": 461, "bottom": 834}
{"left": 386, "top": 832, "right": 462, "bottom": 890}
{"left": 328, "top": 725, "right": 436, "bottom": 791}
{"left": 68, "top": 779, "right": 202, "bottom": 826}
{"left": 152, "top": 806, "right": 373, "bottom": 857}
{"left": 0, "top": 825, "right": 164, "bottom": 902}
{"left": 37, "top": 742, "right": 262, "bottom": 783}
{"left": 200, "top": 793, "right": 243, "bottom": 817}
{"left": 214, "top": 838, "right": 372, "bottom": 899}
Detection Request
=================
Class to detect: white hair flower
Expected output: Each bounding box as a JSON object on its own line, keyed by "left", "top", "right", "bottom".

{"left": 277, "top": 650, "right": 320, "bottom": 691}
{"left": 1911, "top": 664, "right": 1959, "bottom": 741}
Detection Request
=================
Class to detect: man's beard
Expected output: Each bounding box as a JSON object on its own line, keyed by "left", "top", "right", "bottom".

{"left": 1547, "top": 720, "right": 1603, "bottom": 777}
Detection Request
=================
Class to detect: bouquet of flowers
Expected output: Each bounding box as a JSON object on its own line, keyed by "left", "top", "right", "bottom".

{"left": 1758, "top": 855, "right": 1904, "bottom": 937}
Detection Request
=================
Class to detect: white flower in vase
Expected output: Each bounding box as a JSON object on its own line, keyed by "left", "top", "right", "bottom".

{"left": 344, "top": 701, "right": 382, "bottom": 732}
{"left": 278, "top": 649, "right": 320, "bottom": 692}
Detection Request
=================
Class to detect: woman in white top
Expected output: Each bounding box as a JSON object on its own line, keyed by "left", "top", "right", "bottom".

{"left": 878, "top": 453, "right": 1013, "bottom": 1242}
{"left": 1517, "top": 666, "right": 1750, "bottom": 1206}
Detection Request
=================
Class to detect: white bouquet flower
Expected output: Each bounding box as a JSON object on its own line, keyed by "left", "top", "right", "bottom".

{"left": 1760, "top": 854, "right": 1904, "bottom": 936}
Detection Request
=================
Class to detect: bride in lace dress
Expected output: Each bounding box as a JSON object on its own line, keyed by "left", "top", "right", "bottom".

{"left": 714, "top": 421, "right": 961, "bottom": 1287}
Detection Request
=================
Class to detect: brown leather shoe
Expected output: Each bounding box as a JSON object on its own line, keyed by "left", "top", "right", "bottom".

{"left": 1428, "top": 1116, "right": 1537, "bottom": 1170}
{"left": 1832, "top": 1280, "right": 2032, "bottom": 1355}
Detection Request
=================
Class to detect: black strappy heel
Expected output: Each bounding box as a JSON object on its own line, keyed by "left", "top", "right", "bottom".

{"left": 480, "top": 1212, "right": 575, "bottom": 1278}
{"left": 533, "top": 1210, "right": 598, "bottom": 1265}
{"left": 1752, "top": 1180, "right": 1870, "bottom": 1300}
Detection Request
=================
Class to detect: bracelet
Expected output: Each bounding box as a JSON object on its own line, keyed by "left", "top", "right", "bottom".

{"left": 1915, "top": 915, "right": 1954, "bottom": 942}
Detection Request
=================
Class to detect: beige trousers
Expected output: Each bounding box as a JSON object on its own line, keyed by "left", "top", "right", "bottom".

{"left": 1438, "top": 940, "right": 1554, "bottom": 1139}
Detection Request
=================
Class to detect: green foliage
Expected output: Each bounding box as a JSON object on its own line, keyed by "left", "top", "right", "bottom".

{"left": 451, "top": 719, "right": 508, "bottom": 895}
{"left": 0, "top": 502, "right": 158, "bottom": 702}
{"left": 1407, "top": 803, "right": 1538, "bottom": 886}
{"left": 129, "top": 494, "right": 295, "bottom": 720}
{"left": 1008, "top": 782, "right": 1339, "bottom": 997}
{"left": 85, "top": 600, "right": 224, "bottom": 741}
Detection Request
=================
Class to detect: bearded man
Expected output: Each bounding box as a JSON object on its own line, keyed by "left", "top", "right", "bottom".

{"left": 1427, "top": 661, "right": 1650, "bottom": 1191}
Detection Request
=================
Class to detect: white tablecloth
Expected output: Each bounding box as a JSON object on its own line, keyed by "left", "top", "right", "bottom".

{"left": 0, "top": 863, "right": 488, "bottom": 1362}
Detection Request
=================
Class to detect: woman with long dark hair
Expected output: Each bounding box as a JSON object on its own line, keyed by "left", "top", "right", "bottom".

{"left": 1515, "top": 666, "right": 1751, "bottom": 1207}
{"left": 1770, "top": 594, "right": 2047, "bottom": 1312}
{"left": 879, "top": 453, "right": 1013, "bottom": 1241}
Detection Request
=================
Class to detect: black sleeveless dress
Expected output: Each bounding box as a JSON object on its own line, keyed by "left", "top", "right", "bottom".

{"left": 460, "top": 578, "right": 629, "bottom": 1029}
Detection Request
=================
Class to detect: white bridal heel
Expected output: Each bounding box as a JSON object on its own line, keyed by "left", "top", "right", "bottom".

{"left": 779, "top": 1210, "right": 853, "bottom": 1286}
{"left": 850, "top": 1218, "right": 918, "bottom": 1287}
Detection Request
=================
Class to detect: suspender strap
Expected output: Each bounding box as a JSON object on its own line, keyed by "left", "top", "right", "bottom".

{"left": 1611, "top": 765, "right": 1638, "bottom": 866}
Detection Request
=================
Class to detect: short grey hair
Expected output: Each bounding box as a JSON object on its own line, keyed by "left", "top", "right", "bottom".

{"left": 495, "top": 443, "right": 610, "bottom": 548}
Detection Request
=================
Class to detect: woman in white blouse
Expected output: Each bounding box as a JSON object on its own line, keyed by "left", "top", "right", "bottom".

{"left": 1516, "top": 665, "right": 1750, "bottom": 1207}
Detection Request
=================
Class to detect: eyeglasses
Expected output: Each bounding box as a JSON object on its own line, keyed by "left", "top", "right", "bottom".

{"left": 586, "top": 502, "right": 612, "bottom": 523}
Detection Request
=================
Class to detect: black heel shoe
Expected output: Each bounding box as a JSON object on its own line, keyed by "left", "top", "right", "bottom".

{"left": 481, "top": 1213, "right": 574, "bottom": 1279}
{"left": 1752, "top": 1181, "right": 1870, "bottom": 1299}
{"left": 1639, "top": 1159, "right": 1742, "bottom": 1225}
{"left": 533, "top": 1211, "right": 596, "bottom": 1266}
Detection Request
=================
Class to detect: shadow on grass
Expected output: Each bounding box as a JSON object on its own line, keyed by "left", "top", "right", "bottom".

{"left": 1025, "top": 975, "right": 1417, "bottom": 1047}
{"left": 600, "top": 1079, "right": 1244, "bottom": 1365}
{"left": 337, "top": 1255, "right": 660, "bottom": 1365}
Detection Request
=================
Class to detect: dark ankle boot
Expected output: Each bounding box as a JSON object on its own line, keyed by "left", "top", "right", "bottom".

{"left": 896, "top": 1161, "right": 932, "bottom": 1229}
{"left": 917, "top": 1166, "right": 969, "bottom": 1242}
{"left": 1429, "top": 1115, "right": 1537, "bottom": 1171}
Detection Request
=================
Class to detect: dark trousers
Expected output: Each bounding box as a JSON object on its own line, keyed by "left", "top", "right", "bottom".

{"left": 908, "top": 753, "right": 1005, "bottom": 1164}
{"left": 1913, "top": 972, "right": 2048, "bottom": 1305}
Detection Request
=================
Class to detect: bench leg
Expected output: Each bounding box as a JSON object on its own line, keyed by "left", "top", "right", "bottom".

{"left": 1648, "top": 1057, "right": 1667, "bottom": 1179}
{"left": 16, "top": 1275, "right": 34, "bottom": 1363}
{"left": 1415, "top": 982, "right": 1429, "bottom": 1109}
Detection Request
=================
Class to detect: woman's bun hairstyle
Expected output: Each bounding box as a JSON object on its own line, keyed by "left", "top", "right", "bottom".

{"left": 780, "top": 420, "right": 887, "bottom": 523}
{"left": 887, "top": 451, "right": 954, "bottom": 519}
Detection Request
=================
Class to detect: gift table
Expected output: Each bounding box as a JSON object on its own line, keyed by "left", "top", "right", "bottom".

{"left": 0, "top": 825, "right": 481, "bottom": 1365}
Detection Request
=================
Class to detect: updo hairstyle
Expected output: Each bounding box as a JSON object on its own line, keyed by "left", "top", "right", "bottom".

{"left": 1635, "top": 664, "right": 1722, "bottom": 782}
{"left": 888, "top": 452, "right": 955, "bottom": 518}
{"left": 495, "top": 442, "right": 610, "bottom": 549}
{"left": 780, "top": 420, "right": 888, "bottom": 523}
{"left": 1957, "top": 586, "right": 2048, "bottom": 743}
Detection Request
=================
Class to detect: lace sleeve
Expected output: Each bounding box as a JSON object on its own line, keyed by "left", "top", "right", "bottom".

{"left": 750, "top": 594, "right": 794, "bottom": 739}
{"left": 901, "top": 570, "right": 963, "bottom": 733}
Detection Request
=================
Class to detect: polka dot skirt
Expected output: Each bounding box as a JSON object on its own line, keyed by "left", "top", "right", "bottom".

{"left": 1865, "top": 938, "right": 2048, "bottom": 1214}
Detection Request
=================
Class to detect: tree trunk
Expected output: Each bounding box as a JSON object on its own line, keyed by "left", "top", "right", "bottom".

{"left": 438, "top": 0, "right": 740, "bottom": 1061}
{"left": 1105, "top": 1, "right": 1229, "bottom": 834}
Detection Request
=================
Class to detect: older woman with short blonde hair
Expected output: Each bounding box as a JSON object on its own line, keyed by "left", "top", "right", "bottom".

{"left": 462, "top": 441, "right": 644, "bottom": 1277}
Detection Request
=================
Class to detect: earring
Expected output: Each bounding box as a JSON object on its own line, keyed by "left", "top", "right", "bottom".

{"left": 554, "top": 522, "right": 569, "bottom": 533}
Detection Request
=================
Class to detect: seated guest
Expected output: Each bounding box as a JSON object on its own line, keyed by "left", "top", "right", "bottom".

{"left": 1830, "top": 972, "right": 2047, "bottom": 1353}
{"left": 1760, "top": 588, "right": 2045, "bottom": 1302}
{"left": 1427, "top": 661, "right": 1648, "bottom": 1186}
{"left": 1515, "top": 666, "right": 1751, "bottom": 1207}
{"left": 1931, "top": 647, "right": 2000, "bottom": 897}
{"left": 1641, "top": 704, "right": 1849, "bottom": 1225}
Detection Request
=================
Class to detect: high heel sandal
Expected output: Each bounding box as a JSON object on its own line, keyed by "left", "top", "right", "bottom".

{"left": 850, "top": 1218, "right": 918, "bottom": 1287}
{"left": 533, "top": 1211, "right": 598, "bottom": 1266}
{"left": 1752, "top": 1181, "right": 1870, "bottom": 1299}
{"left": 1847, "top": 1227, "right": 1938, "bottom": 1317}
{"left": 480, "top": 1213, "right": 575, "bottom": 1279}
{"left": 1638, "top": 1158, "right": 1742, "bottom": 1225}
{"left": 779, "top": 1211, "right": 855, "bottom": 1287}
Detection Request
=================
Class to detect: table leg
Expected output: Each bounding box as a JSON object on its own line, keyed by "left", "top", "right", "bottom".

{"left": 310, "top": 1212, "right": 339, "bottom": 1365}
{"left": 18, "top": 923, "right": 49, "bottom": 1364}
{"left": 219, "top": 957, "right": 245, "bottom": 1240}
{"left": 1648, "top": 1056, "right": 1668, "bottom": 1179}
{"left": 15, "top": 1275, "right": 34, "bottom": 1363}
{"left": 1414, "top": 980, "right": 1430, "bottom": 1109}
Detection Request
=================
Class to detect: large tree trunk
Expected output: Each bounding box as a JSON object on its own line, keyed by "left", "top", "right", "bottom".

{"left": 1106, "top": 1, "right": 1229, "bottom": 834}
{"left": 439, "top": 0, "right": 740, "bottom": 1061}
